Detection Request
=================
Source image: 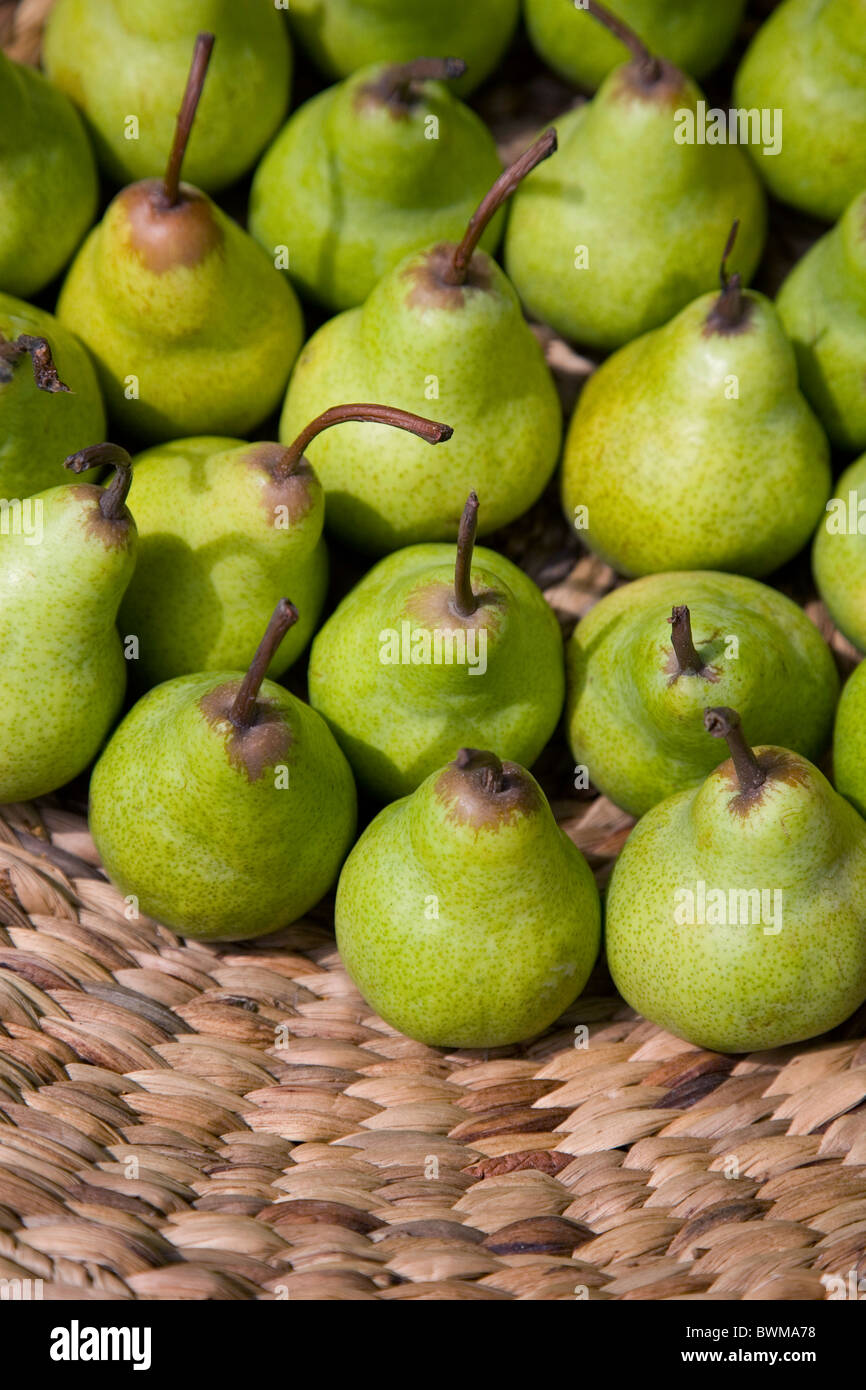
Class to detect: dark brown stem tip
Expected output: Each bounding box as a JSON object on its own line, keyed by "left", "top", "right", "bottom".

{"left": 704, "top": 705, "right": 766, "bottom": 794}
{"left": 704, "top": 707, "right": 739, "bottom": 741}
{"left": 453, "top": 490, "right": 480, "bottom": 618}
{"left": 444, "top": 129, "right": 558, "bottom": 285}
{"left": 163, "top": 31, "right": 215, "bottom": 207}
{"left": 282, "top": 404, "right": 453, "bottom": 472}
{"left": 455, "top": 747, "right": 505, "bottom": 795}
{"left": 229, "top": 599, "right": 299, "bottom": 729}
{"left": 0, "top": 334, "right": 71, "bottom": 392}
{"left": 64, "top": 442, "right": 134, "bottom": 521}
{"left": 585, "top": 0, "right": 660, "bottom": 81}
{"left": 705, "top": 219, "right": 747, "bottom": 332}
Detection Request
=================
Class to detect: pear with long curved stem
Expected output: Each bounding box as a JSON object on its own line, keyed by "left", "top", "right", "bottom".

{"left": 280, "top": 131, "right": 562, "bottom": 554}
{"left": 58, "top": 31, "right": 303, "bottom": 444}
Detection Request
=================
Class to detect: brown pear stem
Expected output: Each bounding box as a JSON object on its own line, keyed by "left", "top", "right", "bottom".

{"left": 163, "top": 31, "right": 215, "bottom": 207}
{"left": 704, "top": 707, "right": 766, "bottom": 794}
{"left": 584, "top": 0, "right": 661, "bottom": 81}
{"left": 455, "top": 748, "right": 505, "bottom": 796}
{"left": 706, "top": 219, "right": 745, "bottom": 329}
{"left": 280, "top": 404, "right": 453, "bottom": 474}
{"left": 64, "top": 443, "right": 133, "bottom": 520}
{"left": 375, "top": 57, "right": 467, "bottom": 104}
{"left": 230, "top": 599, "right": 299, "bottom": 729}
{"left": 453, "top": 492, "right": 479, "bottom": 618}
{"left": 0, "top": 334, "right": 70, "bottom": 392}
{"left": 443, "top": 129, "right": 558, "bottom": 286}
{"left": 669, "top": 605, "right": 704, "bottom": 676}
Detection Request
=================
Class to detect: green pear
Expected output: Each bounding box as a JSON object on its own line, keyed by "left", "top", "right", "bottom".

{"left": 525, "top": 0, "right": 747, "bottom": 89}
{"left": 606, "top": 707, "right": 866, "bottom": 1053}
{"left": 118, "top": 404, "right": 452, "bottom": 689}
{"left": 813, "top": 451, "right": 866, "bottom": 651}
{"left": 57, "top": 33, "right": 303, "bottom": 444}
{"left": 567, "top": 572, "right": 839, "bottom": 818}
{"left": 90, "top": 600, "right": 357, "bottom": 941}
{"left": 0, "top": 49, "right": 97, "bottom": 298}
{"left": 733, "top": 0, "right": 866, "bottom": 221}
{"left": 0, "top": 444, "right": 136, "bottom": 804}
{"left": 777, "top": 189, "right": 866, "bottom": 453}
{"left": 249, "top": 58, "right": 503, "bottom": 313}
{"left": 0, "top": 294, "right": 105, "bottom": 498}
{"left": 505, "top": 8, "right": 766, "bottom": 350}
{"left": 335, "top": 748, "right": 600, "bottom": 1046}
{"left": 832, "top": 661, "right": 866, "bottom": 818}
{"left": 309, "top": 493, "right": 564, "bottom": 801}
{"left": 288, "top": 0, "right": 519, "bottom": 94}
{"left": 280, "top": 133, "right": 562, "bottom": 554}
{"left": 44, "top": 0, "right": 291, "bottom": 192}
{"left": 561, "top": 234, "right": 831, "bottom": 577}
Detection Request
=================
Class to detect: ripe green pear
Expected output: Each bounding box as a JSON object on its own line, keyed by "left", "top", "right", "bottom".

{"left": 0, "top": 293, "right": 105, "bottom": 498}
{"left": 90, "top": 601, "right": 357, "bottom": 941}
{"left": 561, "top": 277, "right": 830, "bottom": 577}
{"left": 0, "top": 50, "right": 97, "bottom": 298}
{"left": 44, "top": 0, "right": 291, "bottom": 192}
{"left": 57, "top": 33, "right": 303, "bottom": 444}
{"left": 833, "top": 661, "right": 866, "bottom": 818}
{"left": 335, "top": 749, "right": 601, "bottom": 1047}
{"left": 813, "top": 451, "right": 866, "bottom": 651}
{"left": 777, "top": 190, "right": 866, "bottom": 453}
{"left": 606, "top": 708, "right": 866, "bottom": 1053}
{"left": 525, "top": 0, "right": 747, "bottom": 89}
{"left": 567, "top": 572, "right": 839, "bottom": 817}
{"left": 505, "top": 25, "right": 766, "bottom": 350}
{"left": 288, "top": 0, "right": 519, "bottom": 94}
{"left": 249, "top": 59, "right": 502, "bottom": 313}
{"left": 733, "top": 0, "right": 866, "bottom": 221}
{"left": 0, "top": 445, "right": 136, "bottom": 804}
{"left": 280, "top": 134, "right": 562, "bottom": 553}
{"left": 309, "top": 494, "right": 564, "bottom": 801}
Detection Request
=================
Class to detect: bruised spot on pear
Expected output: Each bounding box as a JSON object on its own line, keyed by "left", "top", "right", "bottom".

{"left": 243, "top": 442, "right": 318, "bottom": 525}
{"left": 435, "top": 748, "right": 542, "bottom": 829}
{"left": 199, "top": 683, "right": 293, "bottom": 783}
{"left": 117, "top": 181, "right": 224, "bottom": 275}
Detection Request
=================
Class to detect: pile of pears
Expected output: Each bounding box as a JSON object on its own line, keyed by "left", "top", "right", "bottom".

{"left": 3, "top": 2, "right": 866, "bottom": 1056}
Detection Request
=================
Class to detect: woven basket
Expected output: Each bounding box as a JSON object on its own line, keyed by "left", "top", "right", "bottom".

{"left": 1, "top": 0, "right": 865, "bottom": 1302}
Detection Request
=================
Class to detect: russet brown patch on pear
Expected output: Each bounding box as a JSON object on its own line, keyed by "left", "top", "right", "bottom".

{"left": 404, "top": 578, "right": 505, "bottom": 632}
{"left": 612, "top": 57, "right": 689, "bottom": 107}
{"left": 723, "top": 749, "right": 811, "bottom": 818}
{"left": 67, "top": 484, "right": 134, "bottom": 551}
{"left": 402, "top": 244, "right": 494, "bottom": 312}
{"left": 243, "top": 443, "right": 318, "bottom": 526}
{"left": 119, "top": 180, "right": 224, "bottom": 274}
{"left": 199, "top": 683, "right": 293, "bottom": 783}
{"left": 435, "top": 758, "right": 541, "bottom": 830}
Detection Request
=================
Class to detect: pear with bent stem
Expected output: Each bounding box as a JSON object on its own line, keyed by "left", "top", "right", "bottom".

{"left": 58, "top": 33, "right": 303, "bottom": 443}
{"left": 0, "top": 443, "right": 136, "bottom": 804}
{"left": 280, "top": 131, "right": 562, "bottom": 553}
{"left": 119, "top": 404, "right": 453, "bottom": 689}
{"left": 567, "top": 571, "right": 839, "bottom": 817}
{"left": 249, "top": 58, "right": 502, "bottom": 313}
{"left": 606, "top": 707, "right": 866, "bottom": 1053}
{"left": 335, "top": 748, "right": 601, "bottom": 1047}
{"left": 90, "top": 599, "right": 358, "bottom": 940}
{"left": 309, "top": 491, "right": 564, "bottom": 800}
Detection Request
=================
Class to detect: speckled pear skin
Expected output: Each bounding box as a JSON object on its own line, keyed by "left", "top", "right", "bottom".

{"left": 833, "top": 662, "right": 866, "bottom": 818}
{"left": 733, "top": 0, "right": 866, "bottom": 222}
{"left": 561, "top": 289, "right": 831, "bottom": 577}
{"left": 813, "top": 452, "right": 866, "bottom": 652}
{"left": 287, "top": 0, "right": 519, "bottom": 95}
{"left": 0, "top": 51, "right": 97, "bottom": 298}
{"left": 567, "top": 572, "right": 839, "bottom": 818}
{"left": 118, "top": 437, "right": 328, "bottom": 689}
{"left": 777, "top": 191, "right": 866, "bottom": 453}
{"left": 504, "top": 62, "right": 766, "bottom": 351}
{"left": 0, "top": 481, "right": 135, "bottom": 803}
{"left": 57, "top": 181, "right": 303, "bottom": 444}
{"left": 606, "top": 750, "right": 866, "bottom": 1053}
{"left": 249, "top": 63, "right": 502, "bottom": 313}
{"left": 280, "top": 248, "right": 561, "bottom": 553}
{"left": 90, "top": 674, "right": 357, "bottom": 940}
{"left": 0, "top": 293, "right": 105, "bottom": 499}
{"left": 308, "top": 543, "right": 564, "bottom": 801}
{"left": 335, "top": 756, "right": 601, "bottom": 1047}
{"left": 525, "top": 0, "right": 746, "bottom": 89}
{"left": 43, "top": 0, "right": 291, "bottom": 192}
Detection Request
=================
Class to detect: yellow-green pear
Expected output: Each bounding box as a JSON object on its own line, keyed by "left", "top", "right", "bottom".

{"left": 813, "top": 451, "right": 866, "bottom": 652}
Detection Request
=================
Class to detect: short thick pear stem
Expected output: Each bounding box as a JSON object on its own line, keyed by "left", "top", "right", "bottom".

{"left": 162, "top": 31, "right": 215, "bottom": 207}
{"left": 704, "top": 707, "right": 766, "bottom": 794}
{"left": 0, "top": 334, "right": 70, "bottom": 392}
{"left": 443, "top": 129, "right": 558, "bottom": 286}
{"left": 707, "top": 220, "right": 746, "bottom": 330}
{"left": 64, "top": 443, "right": 133, "bottom": 520}
{"left": 453, "top": 492, "right": 479, "bottom": 618}
{"left": 230, "top": 599, "right": 299, "bottom": 729}
{"left": 583, "top": 0, "right": 661, "bottom": 82}
{"left": 278, "top": 404, "right": 453, "bottom": 477}
{"left": 669, "top": 606, "right": 704, "bottom": 676}
{"left": 375, "top": 57, "right": 466, "bottom": 104}
{"left": 456, "top": 748, "right": 505, "bottom": 795}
